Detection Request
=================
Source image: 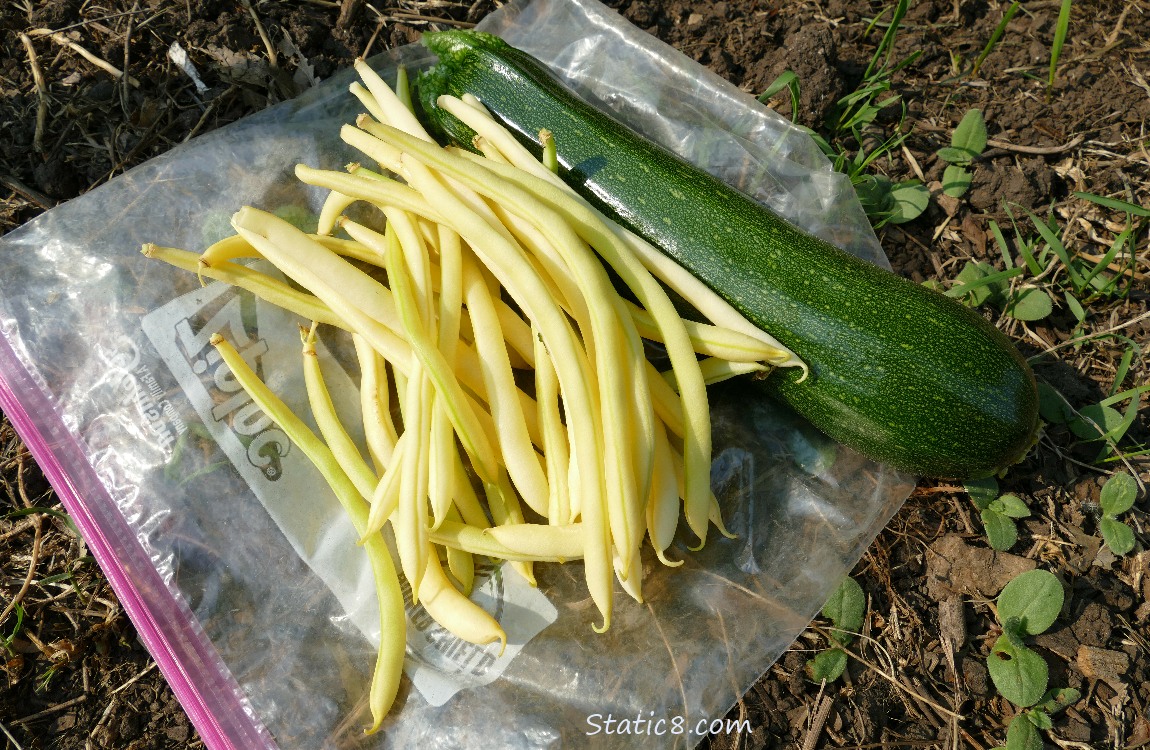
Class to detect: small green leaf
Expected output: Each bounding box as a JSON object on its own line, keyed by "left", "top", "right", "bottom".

{"left": 888, "top": 180, "right": 930, "bottom": 223}
{"left": 1063, "top": 290, "right": 1086, "bottom": 322}
{"left": 943, "top": 164, "right": 973, "bottom": 197}
{"left": 822, "top": 576, "right": 866, "bottom": 644}
{"left": 998, "top": 570, "right": 1063, "bottom": 635}
{"left": 1036, "top": 383, "right": 1073, "bottom": 425}
{"left": 807, "top": 648, "right": 848, "bottom": 682}
{"left": 982, "top": 508, "right": 1019, "bottom": 551}
{"left": 1006, "top": 713, "right": 1044, "bottom": 750}
{"left": 966, "top": 476, "right": 999, "bottom": 510}
{"left": 1100, "top": 518, "right": 1135, "bottom": 556}
{"left": 1005, "top": 287, "right": 1053, "bottom": 321}
{"left": 952, "top": 109, "right": 988, "bottom": 154}
{"left": 954, "top": 260, "right": 991, "bottom": 306}
{"left": 1069, "top": 404, "right": 1125, "bottom": 441}
{"left": 1026, "top": 708, "right": 1053, "bottom": 730}
{"left": 996, "top": 494, "right": 1031, "bottom": 519}
{"left": 854, "top": 174, "right": 895, "bottom": 217}
{"left": 1100, "top": 472, "right": 1138, "bottom": 516}
{"left": 1039, "top": 687, "right": 1080, "bottom": 715}
{"left": 938, "top": 145, "right": 978, "bottom": 165}
{"left": 988, "top": 635, "right": 1049, "bottom": 707}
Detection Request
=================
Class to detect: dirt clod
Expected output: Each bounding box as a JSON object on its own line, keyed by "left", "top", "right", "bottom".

{"left": 925, "top": 534, "right": 1037, "bottom": 600}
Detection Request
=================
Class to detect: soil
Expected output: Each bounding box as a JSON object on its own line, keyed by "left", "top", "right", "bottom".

{"left": 2, "top": 0, "right": 1148, "bottom": 748}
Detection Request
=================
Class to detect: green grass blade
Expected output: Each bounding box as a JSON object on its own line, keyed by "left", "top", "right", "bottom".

{"left": 944, "top": 265, "right": 1026, "bottom": 298}
{"left": 1023, "top": 206, "right": 1084, "bottom": 290}
{"left": 758, "top": 70, "right": 801, "bottom": 122}
{"left": 973, "top": 1, "right": 1020, "bottom": 76}
{"left": 1111, "top": 343, "right": 1138, "bottom": 395}
{"left": 1048, "top": 0, "right": 1073, "bottom": 90}
{"left": 988, "top": 219, "right": 1014, "bottom": 269}
{"left": 865, "top": 0, "right": 910, "bottom": 80}
{"left": 1074, "top": 191, "right": 1150, "bottom": 217}
{"left": 1079, "top": 224, "right": 1132, "bottom": 291}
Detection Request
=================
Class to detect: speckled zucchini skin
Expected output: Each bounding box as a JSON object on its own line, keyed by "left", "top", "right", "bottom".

{"left": 415, "top": 30, "right": 1039, "bottom": 479}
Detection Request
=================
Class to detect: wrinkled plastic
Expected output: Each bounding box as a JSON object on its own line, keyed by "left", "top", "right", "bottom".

{"left": 0, "top": 0, "right": 914, "bottom": 748}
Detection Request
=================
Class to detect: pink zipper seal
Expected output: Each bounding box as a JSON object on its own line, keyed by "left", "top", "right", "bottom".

{"left": 0, "top": 331, "right": 276, "bottom": 750}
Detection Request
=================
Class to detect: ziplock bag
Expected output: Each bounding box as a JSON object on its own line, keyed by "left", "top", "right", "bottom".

{"left": 0, "top": 0, "right": 915, "bottom": 746}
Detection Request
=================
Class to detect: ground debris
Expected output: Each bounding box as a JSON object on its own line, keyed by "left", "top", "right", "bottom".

{"left": 925, "top": 533, "right": 1037, "bottom": 600}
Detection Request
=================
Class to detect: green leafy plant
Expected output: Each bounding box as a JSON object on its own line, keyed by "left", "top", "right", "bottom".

{"left": 966, "top": 477, "right": 1031, "bottom": 551}
{"left": 1098, "top": 472, "right": 1139, "bottom": 555}
{"left": 947, "top": 259, "right": 1051, "bottom": 322}
{"left": 948, "top": 191, "right": 1147, "bottom": 324}
{"left": 772, "top": 0, "right": 928, "bottom": 227}
{"left": 987, "top": 570, "right": 1079, "bottom": 749}
{"left": 938, "top": 109, "right": 988, "bottom": 198}
{"left": 1038, "top": 375, "right": 1149, "bottom": 464}
{"left": 807, "top": 576, "right": 865, "bottom": 682}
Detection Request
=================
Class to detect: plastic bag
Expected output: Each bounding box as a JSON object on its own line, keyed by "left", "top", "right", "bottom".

{"left": 0, "top": 0, "right": 914, "bottom": 746}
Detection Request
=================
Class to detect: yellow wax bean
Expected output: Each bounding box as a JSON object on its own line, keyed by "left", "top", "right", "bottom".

{"left": 364, "top": 125, "right": 648, "bottom": 575}
{"left": 612, "top": 550, "right": 643, "bottom": 603}
{"left": 233, "top": 209, "right": 404, "bottom": 334}
{"left": 209, "top": 335, "right": 405, "bottom": 730}
{"left": 435, "top": 225, "right": 464, "bottom": 365}
{"left": 301, "top": 323, "right": 377, "bottom": 502}
{"left": 361, "top": 430, "right": 407, "bottom": 542}
{"left": 199, "top": 233, "right": 252, "bottom": 268}
{"left": 663, "top": 359, "right": 770, "bottom": 390}
{"left": 430, "top": 521, "right": 576, "bottom": 563}
{"left": 353, "top": 58, "right": 433, "bottom": 143}
{"left": 433, "top": 151, "right": 713, "bottom": 547}
{"left": 484, "top": 469, "right": 535, "bottom": 587}
{"left": 143, "top": 245, "right": 346, "bottom": 330}
{"left": 383, "top": 221, "right": 501, "bottom": 486}
{"left": 352, "top": 334, "right": 398, "bottom": 471}
{"left": 390, "top": 152, "right": 610, "bottom": 625}
{"left": 449, "top": 448, "right": 489, "bottom": 531}
{"left": 394, "top": 66, "right": 414, "bottom": 114}
{"left": 461, "top": 250, "right": 549, "bottom": 517}
{"left": 384, "top": 210, "right": 435, "bottom": 323}
{"left": 483, "top": 523, "right": 584, "bottom": 562}
{"left": 318, "top": 190, "right": 356, "bottom": 236}
{"left": 533, "top": 322, "right": 570, "bottom": 526}
{"left": 426, "top": 403, "right": 456, "bottom": 530}
{"left": 348, "top": 81, "right": 389, "bottom": 126}
{"left": 627, "top": 303, "right": 792, "bottom": 364}
{"left": 646, "top": 423, "right": 683, "bottom": 567}
{"left": 442, "top": 506, "right": 474, "bottom": 595}
{"left": 295, "top": 165, "right": 440, "bottom": 222}
{"left": 394, "top": 364, "right": 431, "bottom": 602}
{"left": 418, "top": 545, "right": 506, "bottom": 652}
{"left": 232, "top": 208, "right": 502, "bottom": 487}
{"left": 229, "top": 224, "right": 414, "bottom": 373}
{"left": 441, "top": 95, "right": 803, "bottom": 371}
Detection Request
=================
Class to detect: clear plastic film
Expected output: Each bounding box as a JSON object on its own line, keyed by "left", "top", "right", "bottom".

{"left": 0, "top": 0, "right": 914, "bottom": 747}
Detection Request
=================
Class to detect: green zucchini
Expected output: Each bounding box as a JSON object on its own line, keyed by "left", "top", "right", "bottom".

{"left": 414, "top": 30, "right": 1039, "bottom": 479}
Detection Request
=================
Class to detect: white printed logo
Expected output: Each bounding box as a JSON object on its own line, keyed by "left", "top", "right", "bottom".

{"left": 142, "top": 274, "right": 556, "bottom": 706}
